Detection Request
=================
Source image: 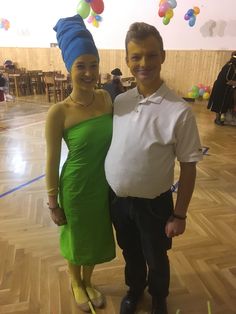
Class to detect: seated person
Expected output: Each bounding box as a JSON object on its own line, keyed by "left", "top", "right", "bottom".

{"left": 0, "top": 72, "right": 14, "bottom": 102}
{"left": 103, "top": 68, "right": 125, "bottom": 103}
{"left": 4, "top": 60, "right": 15, "bottom": 71}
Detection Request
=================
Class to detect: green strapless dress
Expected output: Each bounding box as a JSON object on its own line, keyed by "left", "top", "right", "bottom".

{"left": 59, "top": 114, "right": 115, "bottom": 265}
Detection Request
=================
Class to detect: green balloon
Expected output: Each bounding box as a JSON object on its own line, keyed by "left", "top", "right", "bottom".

{"left": 192, "top": 85, "right": 199, "bottom": 92}
{"left": 76, "top": 0, "right": 90, "bottom": 19}
{"left": 163, "top": 16, "right": 170, "bottom": 25}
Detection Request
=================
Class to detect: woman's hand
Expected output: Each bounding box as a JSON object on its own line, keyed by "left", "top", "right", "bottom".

{"left": 49, "top": 207, "right": 67, "bottom": 226}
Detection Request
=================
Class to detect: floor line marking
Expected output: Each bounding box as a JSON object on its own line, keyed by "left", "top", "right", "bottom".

{"left": 0, "top": 174, "right": 45, "bottom": 198}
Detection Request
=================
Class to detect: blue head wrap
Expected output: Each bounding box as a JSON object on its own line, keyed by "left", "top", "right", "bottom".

{"left": 53, "top": 14, "right": 99, "bottom": 72}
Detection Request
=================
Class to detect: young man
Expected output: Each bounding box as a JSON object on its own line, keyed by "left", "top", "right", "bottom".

{"left": 105, "top": 22, "right": 203, "bottom": 314}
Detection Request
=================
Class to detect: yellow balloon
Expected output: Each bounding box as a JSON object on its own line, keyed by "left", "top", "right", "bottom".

{"left": 92, "top": 19, "right": 99, "bottom": 28}
{"left": 203, "top": 92, "right": 210, "bottom": 100}
{"left": 187, "top": 91, "right": 194, "bottom": 98}
{"left": 165, "top": 8, "right": 173, "bottom": 19}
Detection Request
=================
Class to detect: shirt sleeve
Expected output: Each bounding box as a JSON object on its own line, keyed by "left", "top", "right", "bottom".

{"left": 175, "top": 107, "right": 203, "bottom": 162}
{"left": 45, "top": 104, "right": 64, "bottom": 196}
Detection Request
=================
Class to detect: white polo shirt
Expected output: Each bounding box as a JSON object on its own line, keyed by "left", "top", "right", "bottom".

{"left": 105, "top": 83, "right": 203, "bottom": 199}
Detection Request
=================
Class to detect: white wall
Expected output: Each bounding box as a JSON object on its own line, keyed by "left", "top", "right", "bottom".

{"left": 0, "top": 0, "right": 235, "bottom": 50}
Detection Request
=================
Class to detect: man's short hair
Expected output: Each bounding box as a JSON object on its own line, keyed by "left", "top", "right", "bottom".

{"left": 125, "top": 22, "right": 164, "bottom": 54}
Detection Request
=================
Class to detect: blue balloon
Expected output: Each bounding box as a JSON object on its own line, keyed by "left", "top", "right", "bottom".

{"left": 187, "top": 9, "right": 194, "bottom": 17}
{"left": 189, "top": 15, "right": 196, "bottom": 27}
{"left": 95, "top": 15, "right": 102, "bottom": 21}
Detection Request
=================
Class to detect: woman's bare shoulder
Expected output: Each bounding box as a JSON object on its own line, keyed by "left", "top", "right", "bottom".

{"left": 46, "top": 100, "right": 68, "bottom": 120}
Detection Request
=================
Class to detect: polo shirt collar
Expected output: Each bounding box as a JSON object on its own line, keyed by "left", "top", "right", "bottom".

{"left": 135, "top": 82, "right": 168, "bottom": 104}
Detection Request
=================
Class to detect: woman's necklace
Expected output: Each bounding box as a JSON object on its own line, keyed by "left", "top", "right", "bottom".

{"left": 69, "top": 93, "right": 95, "bottom": 107}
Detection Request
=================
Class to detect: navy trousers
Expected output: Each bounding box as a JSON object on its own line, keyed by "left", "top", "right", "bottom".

{"left": 110, "top": 190, "right": 173, "bottom": 298}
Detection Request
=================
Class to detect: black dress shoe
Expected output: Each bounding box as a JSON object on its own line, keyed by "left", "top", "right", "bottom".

{"left": 151, "top": 297, "right": 168, "bottom": 314}
{"left": 214, "top": 118, "right": 224, "bottom": 125}
{"left": 120, "top": 290, "right": 143, "bottom": 314}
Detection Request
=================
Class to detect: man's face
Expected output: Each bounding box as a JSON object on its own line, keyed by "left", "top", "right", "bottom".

{"left": 126, "top": 35, "right": 165, "bottom": 88}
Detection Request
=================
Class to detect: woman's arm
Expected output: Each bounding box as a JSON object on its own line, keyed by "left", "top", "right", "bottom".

{"left": 45, "top": 104, "right": 66, "bottom": 225}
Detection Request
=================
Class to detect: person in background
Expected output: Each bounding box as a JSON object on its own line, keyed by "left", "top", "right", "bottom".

{"left": 0, "top": 72, "right": 7, "bottom": 101}
{"left": 0, "top": 72, "right": 14, "bottom": 102}
{"left": 45, "top": 14, "right": 115, "bottom": 313}
{"left": 3, "top": 60, "right": 15, "bottom": 71}
{"left": 105, "top": 22, "right": 203, "bottom": 314}
{"left": 103, "top": 68, "right": 125, "bottom": 103}
{"left": 207, "top": 51, "right": 236, "bottom": 125}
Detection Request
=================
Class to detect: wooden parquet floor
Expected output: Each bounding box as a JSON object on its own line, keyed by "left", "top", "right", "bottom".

{"left": 0, "top": 96, "right": 235, "bottom": 314}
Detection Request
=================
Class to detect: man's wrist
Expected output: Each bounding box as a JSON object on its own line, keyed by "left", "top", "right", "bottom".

{"left": 171, "top": 212, "right": 187, "bottom": 220}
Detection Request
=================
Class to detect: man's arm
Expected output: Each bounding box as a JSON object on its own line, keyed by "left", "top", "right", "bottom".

{"left": 165, "top": 162, "right": 196, "bottom": 238}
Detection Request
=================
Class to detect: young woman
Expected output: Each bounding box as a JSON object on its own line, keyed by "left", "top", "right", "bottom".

{"left": 45, "top": 15, "right": 115, "bottom": 312}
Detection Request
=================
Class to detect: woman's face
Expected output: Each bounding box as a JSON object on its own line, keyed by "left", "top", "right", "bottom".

{"left": 71, "top": 54, "right": 99, "bottom": 91}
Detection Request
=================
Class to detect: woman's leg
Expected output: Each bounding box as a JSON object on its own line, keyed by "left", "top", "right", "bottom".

{"left": 68, "top": 262, "right": 90, "bottom": 311}
{"left": 83, "top": 265, "right": 104, "bottom": 307}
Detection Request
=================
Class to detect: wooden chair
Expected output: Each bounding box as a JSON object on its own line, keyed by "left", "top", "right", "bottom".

{"left": 28, "top": 71, "right": 44, "bottom": 95}
{"left": 8, "top": 73, "right": 31, "bottom": 97}
{"left": 43, "top": 74, "right": 61, "bottom": 103}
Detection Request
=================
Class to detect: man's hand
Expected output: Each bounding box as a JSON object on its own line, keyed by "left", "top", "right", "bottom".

{"left": 165, "top": 216, "right": 186, "bottom": 238}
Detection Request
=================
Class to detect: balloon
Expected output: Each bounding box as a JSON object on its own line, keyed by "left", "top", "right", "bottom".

{"left": 198, "top": 83, "right": 204, "bottom": 89}
{"left": 167, "top": 0, "right": 177, "bottom": 9}
{"left": 159, "top": 2, "right": 170, "bottom": 13}
{"left": 191, "top": 85, "right": 199, "bottom": 93}
{"left": 76, "top": 0, "right": 90, "bottom": 19}
{"left": 87, "top": 15, "right": 94, "bottom": 23}
{"left": 203, "top": 92, "right": 210, "bottom": 100}
{"left": 204, "top": 86, "right": 211, "bottom": 92}
{"left": 158, "top": 9, "right": 165, "bottom": 17}
{"left": 158, "top": 8, "right": 165, "bottom": 18}
{"left": 90, "top": 0, "right": 104, "bottom": 14}
{"left": 165, "top": 8, "right": 173, "bottom": 19}
{"left": 187, "top": 91, "right": 195, "bottom": 98}
{"left": 199, "top": 88, "right": 205, "bottom": 96}
{"left": 189, "top": 15, "right": 196, "bottom": 27}
{"left": 95, "top": 15, "right": 102, "bottom": 21}
{"left": 193, "top": 6, "right": 200, "bottom": 15}
{"left": 92, "top": 18, "right": 99, "bottom": 28}
{"left": 192, "top": 91, "right": 199, "bottom": 98}
{"left": 187, "top": 9, "right": 194, "bottom": 17}
{"left": 163, "top": 16, "right": 170, "bottom": 25}
{"left": 184, "top": 13, "right": 190, "bottom": 21}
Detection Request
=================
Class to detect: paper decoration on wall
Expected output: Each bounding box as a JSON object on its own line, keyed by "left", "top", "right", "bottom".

{"left": 158, "top": 0, "right": 177, "bottom": 25}
{"left": 184, "top": 6, "right": 200, "bottom": 27}
{"left": 76, "top": 0, "right": 104, "bottom": 28}
{"left": 0, "top": 18, "right": 10, "bottom": 31}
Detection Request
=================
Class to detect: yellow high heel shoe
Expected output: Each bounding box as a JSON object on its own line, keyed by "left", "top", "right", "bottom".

{"left": 71, "top": 284, "right": 91, "bottom": 312}
{"left": 85, "top": 285, "right": 105, "bottom": 308}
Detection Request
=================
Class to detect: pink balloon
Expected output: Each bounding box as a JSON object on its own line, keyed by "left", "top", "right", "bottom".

{"left": 87, "top": 15, "right": 94, "bottom": 23}
{"left": 90, "top": 0, "right": 104, "bottom": 14}
{"left": 159, "top": 2, "right": 170, "bottom": 13}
